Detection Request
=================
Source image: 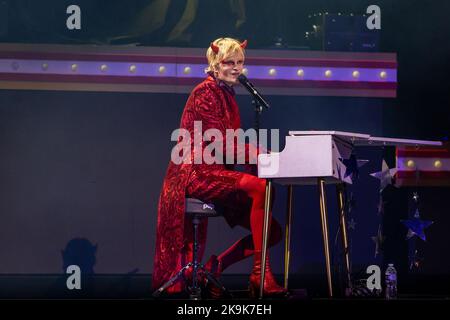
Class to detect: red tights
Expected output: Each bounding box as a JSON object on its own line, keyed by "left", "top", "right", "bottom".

{"left": 218, "top": 175, "right": 282, "bottom": 271}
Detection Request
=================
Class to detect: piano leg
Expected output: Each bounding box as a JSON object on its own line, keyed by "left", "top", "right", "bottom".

{"left": 318, "top": 178, "right": 333, "bottom": 297}
{"left": 284, "top": 185, "right": 293, "bottom": 289}
{"left": 336, "top": 183, "right": 352, "bottom": 291}
{"left": 260, "top": 179, "right": 272, "bottom": 299}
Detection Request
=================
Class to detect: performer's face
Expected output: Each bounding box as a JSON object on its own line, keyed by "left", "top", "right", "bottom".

{"left": 217, "top": 52, "right": 244, "bottom": 86}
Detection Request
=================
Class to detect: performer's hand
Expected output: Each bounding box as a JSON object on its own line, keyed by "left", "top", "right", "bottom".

{"left": 245, "top": 143, "right": 270, "bottom": 165}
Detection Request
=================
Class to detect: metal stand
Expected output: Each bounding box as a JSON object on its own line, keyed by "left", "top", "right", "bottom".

{"left": 284, "top": 185, "right": 293, "bottom": 289}
{"left": 336, "top": 183, "right": 352, "bottom": 291}
{"left": 152, "top": 214, "right": 229, "bottom": 300}
{"left": 318, "top": 178, "right": 333, "bottom": 297}
{"left": 260, "top": 179, "right": 273, "bottom": 299}
{"left": 253, "top": 99, "right": 263, "bottom": 134}
{"left": 251, "top": 97, "right": 270, "bottom": 299}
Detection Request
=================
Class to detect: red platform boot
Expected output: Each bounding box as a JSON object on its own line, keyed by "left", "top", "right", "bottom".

{"left": 248, "top": 252, "right": 288, "bottom": 298}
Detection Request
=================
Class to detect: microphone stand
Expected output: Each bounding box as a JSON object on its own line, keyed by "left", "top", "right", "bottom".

{"left": 239, "top": 77, "right": 272, "bottom": 299}
{"left": 238, "top": 74, "right": 269, "bottom": 136}
{"left": 238, "top": 75, "right": 270, "bottom": 173}
{"left": 253, "top": 98, "right": 264, "bottom": 135}
{"left": 250, "top": 97, "right": 266, "bottom": 177}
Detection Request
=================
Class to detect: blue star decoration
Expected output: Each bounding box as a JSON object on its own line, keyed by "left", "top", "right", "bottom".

{"left": 377, "top": 196, "right": 387, "bottom": 216}
{"left": 336, "top": 163, "right": 342, "bottom": 181}
{"left": 371, "top": 224, "right": 385, "bottom": 258}
{"left": 401, "top": 209, "right": 434, "bottom": 241}
{"left": 347, "top": 218, "right": 357, "bottom": 230}
{"left": 346, "top": 192, "right": 356, "bottom": 214}
{"left": 339, "top": 154, "right": 369, "bottom": 182}
{"left": 370, "top": 159, "right": 397, "bottom": 193}
{"left": 409, "top": 249, "right": 424, "bottom": 271}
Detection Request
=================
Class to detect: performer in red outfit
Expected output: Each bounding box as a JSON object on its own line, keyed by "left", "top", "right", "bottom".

{"left": 152, "top": 37, "right": 287, "bottom": 298}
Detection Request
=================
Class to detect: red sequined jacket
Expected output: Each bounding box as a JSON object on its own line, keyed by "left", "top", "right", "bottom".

{"left": 152, "top": 75, "right": 254, "bottom": 290}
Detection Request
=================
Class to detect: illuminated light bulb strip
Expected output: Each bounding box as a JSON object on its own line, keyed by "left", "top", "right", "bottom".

{"left": 234, "top": 65, "right": 396, "bottom": 82}
{"left": 0, "top": 59, "right": 397, "bottom": 82}
{"left": 395, "top": 144, "right": 450, "bottom": 187}
{"left": 397, "top": 157, "right": 450, "bottom": 171}
{"left": 0, "top": 59, "right": 179, "bottom": 77}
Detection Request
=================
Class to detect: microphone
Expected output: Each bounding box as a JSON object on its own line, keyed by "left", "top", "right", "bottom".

{"left": 238, "top": 74, "right": 270, "bottom": 109}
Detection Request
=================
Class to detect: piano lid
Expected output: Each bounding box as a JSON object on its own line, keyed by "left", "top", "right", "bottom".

{"left": 288, "top": 130, "right": 442, "bottom": 147}
{"left": 355, "top": 136, "right": 442, "bottom": 147}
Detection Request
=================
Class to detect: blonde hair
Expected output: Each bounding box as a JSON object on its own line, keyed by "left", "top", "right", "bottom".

{"left": 206, "top": 37, "right": 246, "bottom": 74}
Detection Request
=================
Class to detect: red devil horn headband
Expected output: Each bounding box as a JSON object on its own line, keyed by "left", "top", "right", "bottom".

{"left": 210, "top": 42, "right": 219, "bottom": 54}
{"left": 210, "top": 40, "right": 248, "bottom": 54}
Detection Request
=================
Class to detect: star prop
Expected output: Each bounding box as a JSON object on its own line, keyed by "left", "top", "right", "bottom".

{"left": 336, "top": 163, "right": 342, "bottom": 181}
{"left": 412, "top": 192, "right": 419, "bottom": 203}
{"left": 370, "top": 159, "right": 397, "bottom": 192}
{"left": 344, "top": 192, "right": 356, "bottom": 214}
{"left": 348, "top": 218, "right": 357, "bottom": 230}
{"left": 339, "top": 154, "right": 369, "bottom": 182}
{"left": 371, "top": 224, "right": 385, "bottom": 258}
{"left": 377, "top": 196, "right": 387, "bottom": 216}
{"left": 409, "top": 249, "right": 424, "bottom": 271}
{"left": 401, "top": 209, "right": 434, "bottom": 241}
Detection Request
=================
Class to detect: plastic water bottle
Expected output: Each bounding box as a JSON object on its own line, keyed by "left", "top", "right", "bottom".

{"left": 385, "top": 263, "right": 397, "bottom": 300}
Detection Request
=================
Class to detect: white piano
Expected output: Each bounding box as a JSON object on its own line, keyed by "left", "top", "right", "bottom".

{"left": 256, "top": 131, "right": 442, "bottom": 298}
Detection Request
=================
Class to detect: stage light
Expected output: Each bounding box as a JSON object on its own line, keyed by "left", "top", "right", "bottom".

{"left": 129, "top": 65, "right": 137, "bottom": 73}
{"left": 242, "top": 68, "right": 248, "bottom": 76}
{"left": 325, "top": 70, "right": 332, "bottom": 78}
{"left": 406, "top": 160, "right": 415, "bottom": 168}
{"left": 297, "top": 69, "right": 304, "bottom": 77}
{"left": 183, "top": 66, "right": 191, "bottom": 74}
{"left": 434, "top": 160, "right": 442, "bottom": 168}
{"left": 269, "top": 68, "right": 276, "bottom": 76}
{"left": 352, "top": 70, "right": 360, "bottom": 79}
{"left": 71, "top": 64, "right": 78, "bottom": 72}
{"left": 158, "top": 66, "right": 166, "bottom": 74}
{"left": 100, "top": 64, "right": 108, "bottom": 72}
{"left": 379, "top": 71, "right": 387, "bottom": 79}
{"left": 41, "top": 63, "right": 48, "bottom": 71}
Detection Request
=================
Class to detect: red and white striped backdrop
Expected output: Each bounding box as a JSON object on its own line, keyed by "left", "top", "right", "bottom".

{"left": 0, "top": 43, "right": 397, "bottom": 97}
{"left": 396, "top": 143, "right": 450, "bottom": 186}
